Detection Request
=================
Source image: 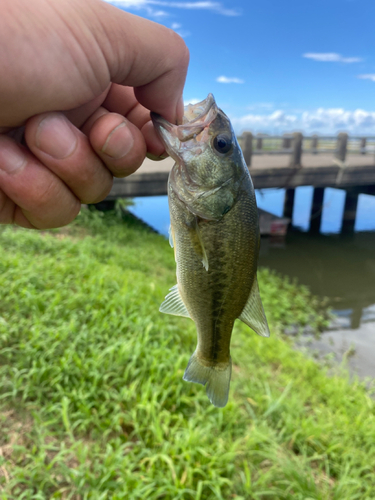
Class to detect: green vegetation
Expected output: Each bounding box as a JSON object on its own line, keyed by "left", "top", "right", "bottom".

{"left": 0, "top": 208, "right": 374, "bottom": 499}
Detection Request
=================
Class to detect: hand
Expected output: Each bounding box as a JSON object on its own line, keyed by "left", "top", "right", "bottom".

{"left": 0, "top": 0, "right": 189, "bottom": 229}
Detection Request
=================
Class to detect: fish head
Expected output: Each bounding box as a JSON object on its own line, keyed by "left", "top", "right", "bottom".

{"left": 151, "top": 94, "right": 248, "bottom": 220}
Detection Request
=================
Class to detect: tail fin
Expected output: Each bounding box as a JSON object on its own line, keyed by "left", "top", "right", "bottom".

{"left": 183, "top": 351, "right": 232, "bottom": 408}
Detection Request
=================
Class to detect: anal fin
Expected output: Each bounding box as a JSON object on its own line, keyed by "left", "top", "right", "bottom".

{"left": 159, "top": 285, "right": 190, "bottom": 318}
{"left": 238, "top": 277, "right": 270, "bottom": 337}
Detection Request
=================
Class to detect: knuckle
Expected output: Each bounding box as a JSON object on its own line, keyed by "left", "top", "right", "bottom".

{"left": 69, "top": 151, "right": 103, "bottom": 186}
{"left": 26, "top": 177, "right": 80, "bottom": 228}
{"left": 36, "top": 199, "right": 81, "bottom": 229}
{"left": 32, "top": 177, "right": 58, "bottom": 210}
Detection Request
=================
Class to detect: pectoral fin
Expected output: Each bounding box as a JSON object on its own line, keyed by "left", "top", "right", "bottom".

{"left": 159, "top": 285, "right": 190, "bottom": 318}
{"left": 239, "top": 277, "right": 270, "bottom": 337}
{"left": 168, "top": 225, "right": 174, "bottom": 248}
{"left": 192, "top": 218, "right": 209, "bottom": 271}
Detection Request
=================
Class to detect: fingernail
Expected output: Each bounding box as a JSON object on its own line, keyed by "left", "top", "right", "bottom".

{"left": 0, "top": 137, "right": 27, "bottom": 174}
{"left": 101, "top": 123, "right": 134, "bottom": 159}
{"left": 36, "top": 113, "right": 77, "bottom": 159}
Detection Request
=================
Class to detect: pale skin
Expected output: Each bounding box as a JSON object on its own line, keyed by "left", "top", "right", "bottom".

{"left": 0, "top": 0, "right": 189, "bottom": 229}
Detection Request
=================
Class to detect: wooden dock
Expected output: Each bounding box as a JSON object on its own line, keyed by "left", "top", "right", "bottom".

{"left": 103, "top": 133, "right": 375, "bottom": 234}
{"left": 107, "top": 152, "right": 375, "bottom": 199}
{"left": 107, "top": 132, "right": 375, "bottom": 199}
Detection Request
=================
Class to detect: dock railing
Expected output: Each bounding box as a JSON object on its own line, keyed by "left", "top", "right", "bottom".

{"left": 239, "top": 133, "right": 375, "bottom": 168}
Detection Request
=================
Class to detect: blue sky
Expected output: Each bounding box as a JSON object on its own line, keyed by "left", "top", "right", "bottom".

{"left": 107, "top": 0, "right": 375, "bottom": 135}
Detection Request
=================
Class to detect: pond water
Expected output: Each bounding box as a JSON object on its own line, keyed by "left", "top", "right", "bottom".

{"left": 128, "top": 187, "right": 375, "bottom": 377}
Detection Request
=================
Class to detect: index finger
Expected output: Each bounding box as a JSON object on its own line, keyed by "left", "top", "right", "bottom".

{"left": 96, "top": 4, "right": 189, "bottom": 123}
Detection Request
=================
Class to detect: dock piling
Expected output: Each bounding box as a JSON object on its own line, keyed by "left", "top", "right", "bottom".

{"left": 335, "top": 133, "right": 348, "bottom": 162}
{"left": 242, "top": 132, "right": 253, "bottom": 167}
{"left": 360, "top": 138, "right": 366, "bottom": 154}
{"left": 311, "top": 134, "right": 318, "bottom": 154}
{"left": 290, "top": 132, "right": 303, "bottom": 168}
{"left": 283, "top": 189, "right": 295, "bottom": 220}
{"left": 256, "top": 134, "right": 263, "bottom": 150}
{"left": 341, "top": 189, "right": 359, "bottom": 233}
{"left": 309, "top": 187, "right": 325, "bottom": 233}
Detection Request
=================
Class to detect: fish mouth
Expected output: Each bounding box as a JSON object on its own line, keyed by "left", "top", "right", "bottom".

{"left": 151, "top": 94, "right": 218, "bottom": 161}
{"left": 182, "top": 94, "right": 216, "bottom": 124}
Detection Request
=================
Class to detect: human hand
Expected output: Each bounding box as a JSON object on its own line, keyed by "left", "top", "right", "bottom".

{"left": 0, "top": 0, "right": 189, "bottom": 228}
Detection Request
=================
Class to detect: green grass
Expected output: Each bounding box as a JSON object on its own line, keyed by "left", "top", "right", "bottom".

{"left": 0, "top": 208, "right": 374, "bottom": 499}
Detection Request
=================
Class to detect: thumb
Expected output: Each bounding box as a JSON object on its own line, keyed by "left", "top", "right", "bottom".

{"left": 90, "top": 1, "right": 189, "bottom": 123}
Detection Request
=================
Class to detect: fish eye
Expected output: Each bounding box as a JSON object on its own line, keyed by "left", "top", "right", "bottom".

{"left": 213, "top": 134, "right": 232, "bottom": 154}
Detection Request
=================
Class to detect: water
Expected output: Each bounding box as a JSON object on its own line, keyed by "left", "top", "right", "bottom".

{"left": 128, "top": 187, "right": 375, "bottom": 377}
{"left": 129, "top": 187, "right": 375, "bottom": 237}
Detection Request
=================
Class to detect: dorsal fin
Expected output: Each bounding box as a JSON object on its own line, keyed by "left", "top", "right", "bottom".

{"left": 159, "top": 285, "right": 190, "bottom": 318}
{"left": 238, "top": 277, "right": 270, "bottom": 337}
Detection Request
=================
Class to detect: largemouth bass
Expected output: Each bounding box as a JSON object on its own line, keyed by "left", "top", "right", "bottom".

{"left": 151, "top": 94, "right": 269, "bottom": 408}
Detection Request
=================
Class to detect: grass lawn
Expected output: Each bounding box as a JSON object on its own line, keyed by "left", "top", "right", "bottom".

{"left": 0, "top": 207, "right": 374, "bottom": 499}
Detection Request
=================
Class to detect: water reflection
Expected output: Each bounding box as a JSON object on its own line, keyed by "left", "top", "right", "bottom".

{"left": 259, "top": 231, "right": 375, "bottom": 330}
{"left": 130, "top": 186, "right": 375, "bottom": 237}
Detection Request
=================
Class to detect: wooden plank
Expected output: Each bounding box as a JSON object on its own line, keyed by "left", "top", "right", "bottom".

{"left": 251, "top": 165, "right": 375, "bottom": 189}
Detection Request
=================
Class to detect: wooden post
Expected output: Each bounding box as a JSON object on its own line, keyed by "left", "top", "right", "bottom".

{"left": 282, "top": 134, "right": 292, "bottom": 149}
{"left": 341, "top": 189, "right": 359, "bottom": 233}
{"left": 335, "top": 132, "right": 348, "bottom": 162}
{"left": 283, "top": 189, "right": 295, "bottom": 220}
{"left": 360, "top": 138, "right": 366, "bottom": 154}
{"left": 311, "top": 134, "right": 318, "bottom": 154}
{"left": 242, "top": 132, "right": 253, "bottom": 167}
{"left": 309, "top": 187, "right": 324, "bottom": 234}
{"left": 290, "top": 132, "right": 303, "bottom": 167}
{"left": 256, "top": 135, "right": 263, "bottom": 150}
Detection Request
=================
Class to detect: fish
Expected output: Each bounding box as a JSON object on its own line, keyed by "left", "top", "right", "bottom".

{"left": 151, "top": 94, "right": 270, "bottom": 408}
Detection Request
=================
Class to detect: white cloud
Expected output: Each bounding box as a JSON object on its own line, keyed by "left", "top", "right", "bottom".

{"left": 230, "top": 107, "right": 375, "bottom": 134}
{"left": 358, "top": 74, "right": 375, "bottom": 82}
{"left": 171, "top": 22, "right": 181, "bottom": 29}
{"left": 303, "top": 52, "right": 363, "bottom": 63}
{"left": 216, "top": 76, "right": 244, "bottom": 84}
{"left": 302, "top": 108, "right": 375, "bottom": 130}
{"left": 106, "top": 0, "right": 240, "bottom": 16}
{"left": 232, "top": 110, "right": 297, "bottom": 132}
